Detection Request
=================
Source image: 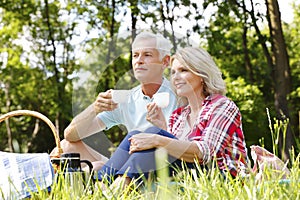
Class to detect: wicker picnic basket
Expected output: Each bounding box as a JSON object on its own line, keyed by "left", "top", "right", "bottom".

{"left": 0, "top": 110, "right": 63, "bottom": 156}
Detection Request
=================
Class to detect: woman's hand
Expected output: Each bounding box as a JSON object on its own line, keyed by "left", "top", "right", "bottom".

{"left": 128, "top": 133, "right": 159, "bottom": 154}
{"left": 146, "top": 102, "right": 167, "bottom": 130}
{"left": 94, "top": 90, "right": 118, "bottom": 113}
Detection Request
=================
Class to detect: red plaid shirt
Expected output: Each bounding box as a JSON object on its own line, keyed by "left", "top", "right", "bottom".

{"left": 168, "top": 94, "right": 249, "bottom": 177}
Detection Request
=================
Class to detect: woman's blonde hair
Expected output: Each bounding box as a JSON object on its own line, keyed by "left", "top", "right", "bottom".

{"left": 171, "top": 46, "right": 226, "bottom": 96}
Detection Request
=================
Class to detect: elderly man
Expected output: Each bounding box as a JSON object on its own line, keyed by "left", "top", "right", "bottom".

{"left": 51, "top": 31, "right": 178, "bottom": 170}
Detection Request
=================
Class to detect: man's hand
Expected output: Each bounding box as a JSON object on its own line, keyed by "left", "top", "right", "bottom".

{"left": 94, "top": 90, "right": 118, "bottom": 113}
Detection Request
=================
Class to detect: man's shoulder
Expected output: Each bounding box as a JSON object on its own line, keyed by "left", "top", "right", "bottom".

{"left": 160, "top": 77, "right": 175, "bottom": 94}
{"left": 129, "top": 84, "right": 142, "bottom": 97}
{"left": 162, "top": 77, "right": 171, "bottom": 86}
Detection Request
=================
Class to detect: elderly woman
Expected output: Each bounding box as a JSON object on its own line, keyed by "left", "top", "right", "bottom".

{"left": 97, "top": 46, "right": 249, "bottom": 187}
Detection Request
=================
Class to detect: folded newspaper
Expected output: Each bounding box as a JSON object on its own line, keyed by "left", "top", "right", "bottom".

{"left": 0, "top": 151, "right": 54, "bottom": 199}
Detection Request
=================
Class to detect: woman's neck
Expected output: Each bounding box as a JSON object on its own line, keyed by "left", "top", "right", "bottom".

{"left": 187, "top": 93, "right": 205, "bottom": 114}
{"left": 187, "top": 97, "right": 203, "bottom": 127}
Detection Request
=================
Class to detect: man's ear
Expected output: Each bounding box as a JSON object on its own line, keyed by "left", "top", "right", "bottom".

{"left": 162, "top": 55, "right": 170, "bottom": 69}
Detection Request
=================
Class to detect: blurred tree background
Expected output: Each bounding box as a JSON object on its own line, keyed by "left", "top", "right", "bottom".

{"left": 0, "top": 0, "right": 299, "bottom": 161}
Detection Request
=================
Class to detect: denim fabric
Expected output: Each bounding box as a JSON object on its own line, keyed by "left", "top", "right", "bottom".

{"left": 97, "top": 127, "right": 197, "bottom": 183}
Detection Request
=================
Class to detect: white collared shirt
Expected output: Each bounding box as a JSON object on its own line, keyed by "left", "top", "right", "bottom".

{"left": 98, "top": 78, "right": 178, "bottom": 132}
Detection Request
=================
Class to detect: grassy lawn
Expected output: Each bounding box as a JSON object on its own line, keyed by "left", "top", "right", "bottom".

{"left": 24, "top": 153, "right": 299, "bottom": 200}
{"left": 2, "top": 117, "right": 299, "bottom": 199}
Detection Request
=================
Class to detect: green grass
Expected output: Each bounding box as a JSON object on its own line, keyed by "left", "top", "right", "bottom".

{"left": 22, "top": 156, "right": 299, "bottom": 200}
{"left": 1, "top": 154, "right": 299, "bottom": 200}
{"left": 2, "top": 113, "right": 300, "bottom": 199}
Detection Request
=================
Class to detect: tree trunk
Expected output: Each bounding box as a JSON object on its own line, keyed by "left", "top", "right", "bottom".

{"left": 129, "top": 0, "right": 138, "bottom": 86}
{"left": 241, "top": 0, "right": 254, "bottom": 83}
{"left": 106, "top": 0, "right": 116, "bottom": 65}
{"left": 45, "top": 0, "right": 62, "bottom": 137}
{"left": 4, "top": 82, "right": 14, "bottom": 152}
{"left": 129, "top": 0, "right": 138, "bottom": 40}
{"left": 249, "top": 0, "right": 274, "bottom": 85}
{"left": 265, "top": 0, "right": 293, "bottom": 160}
{"left": 161, "top": 0, "right": 177, "bottom": 51}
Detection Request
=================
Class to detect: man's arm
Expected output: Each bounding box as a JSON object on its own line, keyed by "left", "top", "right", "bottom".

{"left": 64, "top": 90, "right": 117, "bottom": 142}
{"left": 64, "top": 103, "right": 106, "bottom": 142}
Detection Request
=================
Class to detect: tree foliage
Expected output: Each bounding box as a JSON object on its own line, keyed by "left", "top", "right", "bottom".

{"left": 0, "top": 0, "right": 299, "bottom": 157}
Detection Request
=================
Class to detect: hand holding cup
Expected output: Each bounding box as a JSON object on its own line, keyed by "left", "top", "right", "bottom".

{"left": 153, "top": 92, "right": 170, "bottom": 108}
{"left": 111, "top": 90, "right": 131, "bottom": 103}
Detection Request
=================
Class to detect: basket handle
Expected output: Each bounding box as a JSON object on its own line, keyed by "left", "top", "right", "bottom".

{"left": 0, "top": 110, "right": 63, "bottom": 156}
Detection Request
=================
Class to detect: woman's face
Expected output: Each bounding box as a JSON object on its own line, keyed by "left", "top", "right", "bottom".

{"left": 171, "top": 58, "right": 203, "bottom": 98}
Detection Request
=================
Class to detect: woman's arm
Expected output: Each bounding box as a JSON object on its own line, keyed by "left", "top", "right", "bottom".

{"left": 155, "top": 135, "right": 203, "bottom": 162}
{"left": 146, "top": 103, "right": 168, "bottom": 130}
{"left": 129, "top": 133, "right": 202, "bottom": 162}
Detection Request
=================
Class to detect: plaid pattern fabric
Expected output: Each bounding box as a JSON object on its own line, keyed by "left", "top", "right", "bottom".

{"left": 168, "top": 94, "right": 249, "bottom": 177}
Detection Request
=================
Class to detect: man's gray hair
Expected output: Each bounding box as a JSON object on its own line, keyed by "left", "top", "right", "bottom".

{"left": 132, "top": 31, "right": 173, "bottom": 60}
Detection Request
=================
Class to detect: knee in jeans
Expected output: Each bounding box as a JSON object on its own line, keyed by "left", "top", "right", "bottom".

{"left": 128, "top": 130, "right": 142, "bottom": 136}
{"left": 144, "top": 126, "right": 161, "bottom": 134}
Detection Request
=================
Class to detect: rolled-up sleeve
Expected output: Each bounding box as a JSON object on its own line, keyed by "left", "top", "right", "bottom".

{"left": 194, "top": 141, "right": 210, "bottom": 163}
{"left": 193, "top": 99, "right": 241, "bottom": 164}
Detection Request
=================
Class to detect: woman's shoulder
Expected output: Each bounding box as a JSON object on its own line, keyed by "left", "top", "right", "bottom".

{"left": 205, "top": 94, "right": 240, "bottom": 111}
{"left": 209, "top": 94, "right": 240, "bottom": 114}
{"left": 209, "top": 94, "right": 233, "bottom": 104}
{"left": 172, "top": 105, "right": 189, "bottom": 115}
{"left": 210, "top": 93, "right": 227, "bottom": 101}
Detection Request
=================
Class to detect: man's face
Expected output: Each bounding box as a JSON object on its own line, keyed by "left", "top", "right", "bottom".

{"left": 132, "top": 38, "right": 165, "bottom": 83}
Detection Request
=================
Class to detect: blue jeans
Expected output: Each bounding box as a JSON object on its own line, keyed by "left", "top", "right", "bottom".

{"left": 97, "top": 127, "right": 197, "bottom": 183}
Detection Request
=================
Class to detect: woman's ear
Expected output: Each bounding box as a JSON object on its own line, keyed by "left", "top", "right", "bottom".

{"left": 162, "top": 55, "right": 170, "bottom": 69}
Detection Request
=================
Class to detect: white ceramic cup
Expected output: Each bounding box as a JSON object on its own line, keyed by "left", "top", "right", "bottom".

{"left": 111, "top": 90, "right": 131, "bottom": 103}
{"left": 153, "top": 92, "right": 170, "bottom": 108}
